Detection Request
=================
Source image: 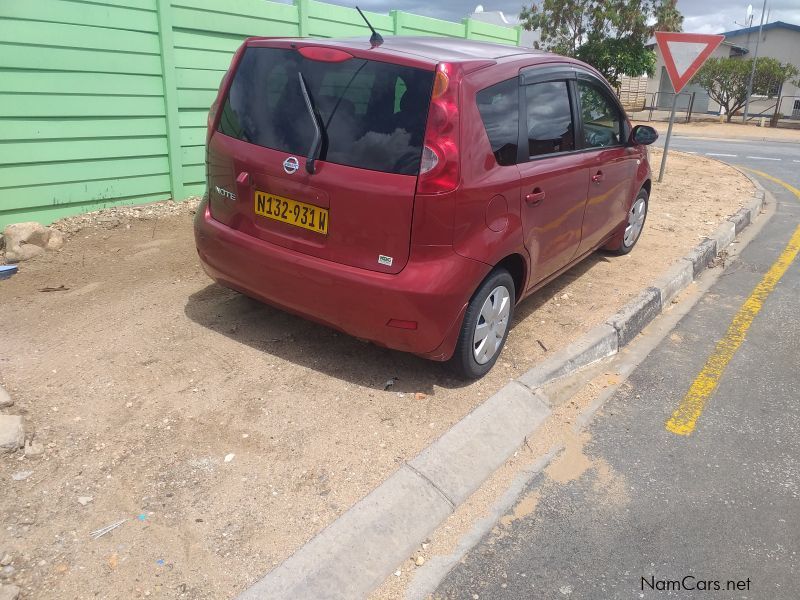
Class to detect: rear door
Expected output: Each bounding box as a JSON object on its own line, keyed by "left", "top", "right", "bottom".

{"left": 574, "top": 74, "right": 639, "bottom": 255}
{"left": 517, "top": 68, "right": 591, "bottom": 285}
{"left": 207, "top": 45, "right": 434, "bottom": 274}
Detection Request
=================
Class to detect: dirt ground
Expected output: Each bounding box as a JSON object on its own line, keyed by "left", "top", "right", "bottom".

{"left": 0, "top": 150, "right": 752, "bottom": 599}
{"left": 632, "top": 119, "right": 800, "bottom": 142}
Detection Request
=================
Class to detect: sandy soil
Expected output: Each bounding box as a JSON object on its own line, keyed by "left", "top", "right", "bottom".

{"left": 632, "top": 119, "right": 800, "bottom": 142}
{"left": 0, "top": 150, "right": 752, "bottom": 599}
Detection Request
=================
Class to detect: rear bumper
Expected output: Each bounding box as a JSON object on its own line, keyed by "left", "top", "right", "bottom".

{"left": 194, "top": 200, "right": 489, "bottom": 360}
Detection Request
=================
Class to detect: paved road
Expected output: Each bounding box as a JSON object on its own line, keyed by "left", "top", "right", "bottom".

{"left": 435, "top": 141, "right": 800, "bottom": 599}
{"left": 656, "top": 135, "right": 800, "bottom": 181}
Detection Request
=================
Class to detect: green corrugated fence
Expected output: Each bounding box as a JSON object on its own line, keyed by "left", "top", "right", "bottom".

{"left": 0, "top": 0, "right": 522, "bottom": 228}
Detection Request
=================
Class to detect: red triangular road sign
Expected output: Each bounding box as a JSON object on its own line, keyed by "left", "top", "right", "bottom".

{"left": 655, "top": 32, "right": 725, "bottom": 94}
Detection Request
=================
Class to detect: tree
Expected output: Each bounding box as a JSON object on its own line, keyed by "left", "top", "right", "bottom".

{"left": 519, "top": 0, "right": 683, "bottom": 86}
{"left": 575, "top": 36, "right": 655, "bottom": 87}
{"left": 692, "top": 57, "right": 800, "bottom": 122}
{"left": 519, "top": 0, "right": 593, "bottom": 56}
{"left": 651, "top": 0, "right": 683, "bottom": 34}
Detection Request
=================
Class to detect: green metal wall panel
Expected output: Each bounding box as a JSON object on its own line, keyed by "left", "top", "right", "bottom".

{"left": 0, "top": 0, "right": 171, "bottom": 227}
{"left": 307, "top": 1, "right": 393, "bottom": 38}
{"left": 0, "top": 0, "right": 521, "bottom": 229}
{"left": 466, "top": 18, "right": 519, "bottom": 43}
{"left": 2, "top": 0, "right": 159, "bottom": 32}
{"left": 396, "top": 12, "right": 465, "bottom": 37}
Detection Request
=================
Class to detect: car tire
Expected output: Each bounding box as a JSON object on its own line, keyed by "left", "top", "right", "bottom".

{"left": 448, "top": 268, "right": 515, "bottom": 380}
{"left": 606, "top": 187, "right": 649, "bottom": 255}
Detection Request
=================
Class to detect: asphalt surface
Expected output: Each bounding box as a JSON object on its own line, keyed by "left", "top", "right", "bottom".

{"left": 658, "top": 134, "right": 800, "bottom": 182}
{"left": 435, "top": 138, "right": 800, "bottom": 600}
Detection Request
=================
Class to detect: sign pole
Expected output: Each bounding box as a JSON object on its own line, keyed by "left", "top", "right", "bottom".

{"left": 658, "top": 92, "right": 679, "bottom": 183}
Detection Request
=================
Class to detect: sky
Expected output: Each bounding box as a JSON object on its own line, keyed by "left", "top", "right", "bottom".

{"left": 325, "top": 0, "right": 800, "bottom": 32}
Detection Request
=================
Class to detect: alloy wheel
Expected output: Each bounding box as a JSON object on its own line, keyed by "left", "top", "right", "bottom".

{"left": 473, "top": 285, "right": 511, "bottom": 364}
{"left": 624, "top": 196, "right": 647, "bottom": 247}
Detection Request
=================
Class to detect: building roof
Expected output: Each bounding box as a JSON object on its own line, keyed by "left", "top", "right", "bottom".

{"left": 645, "top": 38, "right": 748, "bottom": 55}
{"left": 720, "top": 20, "right": 800, "bottom": 38}
{"left": 647, "top": 20, "right": 799, "bottom": 55}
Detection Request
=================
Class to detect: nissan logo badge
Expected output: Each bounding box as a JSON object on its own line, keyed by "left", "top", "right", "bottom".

{"left": 283, "top": 156, "right": 300, "bottom": 174}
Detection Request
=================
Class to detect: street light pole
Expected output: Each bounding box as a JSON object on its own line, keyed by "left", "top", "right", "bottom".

{"left": 743, "top": 0, "right": 767, "bottom": 123}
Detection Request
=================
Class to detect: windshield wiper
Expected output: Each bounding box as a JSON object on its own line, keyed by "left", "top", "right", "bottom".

{"left": 297, "top": 72, "right": 325, "bottom": 174}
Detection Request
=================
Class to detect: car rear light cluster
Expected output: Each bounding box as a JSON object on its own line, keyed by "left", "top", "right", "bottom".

{"left": 417, "top": 62, "right": 460, "bottom": 195}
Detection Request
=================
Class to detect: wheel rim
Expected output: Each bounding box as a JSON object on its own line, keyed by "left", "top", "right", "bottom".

{"left": 624, "top": 196, "right": 647, "bottom": 247}
{"left": 473, "top": 285, "right": 511, "bottom": 365}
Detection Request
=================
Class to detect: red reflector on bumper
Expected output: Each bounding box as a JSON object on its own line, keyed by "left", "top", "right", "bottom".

{"left": 387, "top": 319, "right": 418, "bottom": 330}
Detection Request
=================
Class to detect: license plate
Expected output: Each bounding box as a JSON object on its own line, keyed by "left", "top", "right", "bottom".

{"left": 254, "top": 191, "right": 328, "bottom": 235}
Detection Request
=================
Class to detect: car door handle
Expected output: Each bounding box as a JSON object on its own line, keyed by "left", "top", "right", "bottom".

{"left": 525, "top": 189, "right": 546, "bottom": 206}
{"left": 236, "top": 171, "right": 252, "bottom": 187}
{"left": 591, "top": 171, "right": 604, "bottom": 183}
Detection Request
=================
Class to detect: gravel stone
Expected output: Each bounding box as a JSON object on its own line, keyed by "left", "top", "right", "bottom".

{"left": 51, "top": 197, "right": 201, "bottom": 236}
{"left": 3, "top": 222, "right": 49, "bottom": 248}
{"left": 46, "top": 228, "right": 65, "bottom": 251}
{"left": 0, "top": 416, "right": 23, "bottom": 454}
{"left": 24, "top": 440, "right": 44, "bottom": 458}
{"left": 4, "top": 244, "right": 44, "bottom": 263}
{"left": 0, "top": 584, "right": 20, "bottom": 600}
{"left": 0, "top": 387, "right": 12, "bottom": 409}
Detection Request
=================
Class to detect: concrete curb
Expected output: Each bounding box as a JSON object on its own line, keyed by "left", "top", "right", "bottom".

{"left": 518, "top": 324, "right": 617, "bottom": 390}
{"left": 607, "top": 287, "right": 662, "bottom": 347}
{"left": 238, "top": 465, "right": 453, "bottom": 600}
{"left": 652, "top": 259, "right": 693, "bottom": 306}
{"left": 503, "top": 172, "right": 767, "bottom": 402}
{"left": 238, "top": 181, "right": 767, "bottom": 600}
{"left": 238, "top": 383, "right": 550, "bottom": 600}
{"left": 684, "top": 238, "right": 717, "bottom": 277}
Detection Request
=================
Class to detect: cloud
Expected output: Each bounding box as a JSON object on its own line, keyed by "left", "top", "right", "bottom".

{"left": 299, "top": 0, "right": 799, "bottom": 34}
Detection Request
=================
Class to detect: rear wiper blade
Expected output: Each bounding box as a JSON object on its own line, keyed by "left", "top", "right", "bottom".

{"left": 297, "top": 72, "right": 325, "bottom": 174}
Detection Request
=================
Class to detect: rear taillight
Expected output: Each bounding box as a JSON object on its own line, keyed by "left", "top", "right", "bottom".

{"left": 417, "top": 63, "right": 460, "bottom": 195}
{"left": 207, "top": 42, "right": 248, "bottom": 144}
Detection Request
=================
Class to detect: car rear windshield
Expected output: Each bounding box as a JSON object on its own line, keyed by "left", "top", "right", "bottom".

{"left": 217, "top": 47, "right": 434, "bottom": 176}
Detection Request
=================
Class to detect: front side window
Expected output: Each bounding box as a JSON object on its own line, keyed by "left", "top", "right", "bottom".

{"left": 524, "top": 81, "right": 575, "bottom": 158}
{"left": 476, "top": 77, "right": 519, "bottom": 167}
{"left": 577, "top": 80, "right": 622, "bottom": 148}
{"left": 218, "top": 47, "right": 434, "bottom": 175}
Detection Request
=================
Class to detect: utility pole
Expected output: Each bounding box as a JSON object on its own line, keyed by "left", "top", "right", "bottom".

{"left": 743, "top": 0, "right": 767, "bottom": 123}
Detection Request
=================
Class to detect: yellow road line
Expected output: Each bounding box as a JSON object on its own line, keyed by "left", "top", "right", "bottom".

{"left": 666, "top": 173, "right": 800, "bottom": 436}
{"left": 749, "top": 169, "right": 800, "bottom": 197}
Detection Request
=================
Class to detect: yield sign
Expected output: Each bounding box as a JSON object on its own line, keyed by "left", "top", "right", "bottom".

{"left": 655, "top": 32, "right": 725, "bottom": 93}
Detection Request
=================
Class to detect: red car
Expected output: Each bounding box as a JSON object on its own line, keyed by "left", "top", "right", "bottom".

{"left": 194, "top": 36, "right": 657, "bottom": 378}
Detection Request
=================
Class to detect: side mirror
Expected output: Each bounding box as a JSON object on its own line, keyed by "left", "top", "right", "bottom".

{"left": 630, "top": 124, "right": 658, "bottom": 146}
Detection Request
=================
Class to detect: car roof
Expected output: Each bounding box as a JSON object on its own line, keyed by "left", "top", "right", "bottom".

{"left": 252, "top": 35, "right": 549, "bottom": 64}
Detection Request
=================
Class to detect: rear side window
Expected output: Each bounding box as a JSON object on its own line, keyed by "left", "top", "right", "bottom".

{"left": 218, "top": 47, "right": 434, "bottom": 175}
{"left": 525, "top": 81, "right": 575, "bottom": 158}
{"left": 476, "top": 78, "right": 519, "bottom": 166}
{"left": 577, "top": 80, "right": 622, "bottom": 148}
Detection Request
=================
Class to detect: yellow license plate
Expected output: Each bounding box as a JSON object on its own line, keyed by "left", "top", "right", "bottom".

{"left": 254, "top": 191, "right": 328, "bottom": 235}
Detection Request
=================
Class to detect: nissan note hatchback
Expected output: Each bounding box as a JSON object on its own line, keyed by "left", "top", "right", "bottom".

{"left": 194, "top": 36, "right": 658, "bottom": 379}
